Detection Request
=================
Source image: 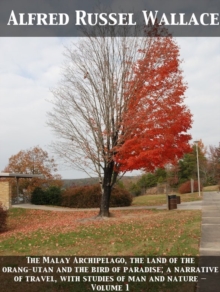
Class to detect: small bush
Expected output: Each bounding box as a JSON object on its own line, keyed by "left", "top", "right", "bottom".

{"left": 31, "top": 187, "right": 46, "bottom": 205}
{"left": 110, "top": 187, "right": 133, "bottom": 207}
{"left": 62, "top": 184, "right": 132, "bottom": 208}
{"left": 45, "top": 186, "right": 62, "bottom": 206}
{"left": 0, "top": 203, "right": 8, "bottom": 233}
{"left": 129, "top": 183, "right": 142, "bottom": 196}
{"left": 178, "top": 180, "right": 201, "bottom": 194}
{"left": 31, "top": 186, "right": 62, "bottom": 205}
{"left": 61, "top": 185, "right": 101, "bottom": 208}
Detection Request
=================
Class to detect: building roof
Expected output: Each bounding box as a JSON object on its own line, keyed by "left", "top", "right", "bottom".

{"left": 0, "top": 173, "right": 43, "bottom": 178}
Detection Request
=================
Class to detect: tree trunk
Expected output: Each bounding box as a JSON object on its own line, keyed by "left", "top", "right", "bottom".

{"left": 99, "top": 184, "right": 112, "bottom": 217}
{"left": 99, "top": 163, "right": 114, "bottom": 217}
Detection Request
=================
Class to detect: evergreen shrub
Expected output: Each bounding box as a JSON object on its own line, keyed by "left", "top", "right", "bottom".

{"left": 45, "top": 186, "right": 62, "bottom": 206}
{"left": 31, "top": 187, "right": 46, "bottom": 205}
{"left": 31, "top": 186, "right": 62, "bottom": 205}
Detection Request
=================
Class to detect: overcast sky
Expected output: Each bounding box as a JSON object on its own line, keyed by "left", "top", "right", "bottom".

{"left": 0, "top": 37, "right": 219, "bottom": 179}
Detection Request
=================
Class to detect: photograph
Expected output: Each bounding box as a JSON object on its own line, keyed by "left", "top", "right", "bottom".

{"left": 0, "top": 1, "right": 219, "bottom": 291}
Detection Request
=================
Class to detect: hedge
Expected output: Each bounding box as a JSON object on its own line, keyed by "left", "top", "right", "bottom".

{"left": 178, "top": 180, "right": 201, "bottom": 194}
{"left": 31, "top": 186, "right": 62, "bottom": 205}
{"left": 61, "top": 184, "right": 133, "bottom": 208}
{"left": 0, "top": 203, "right": 8, "bottom": 233}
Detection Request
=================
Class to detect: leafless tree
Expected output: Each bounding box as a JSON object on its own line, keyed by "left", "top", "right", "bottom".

{"left": 47, "top": 25, "right": 191, "bottom": 217}
{"left": 47, "top": 30, "right": 149, "bottom": 216}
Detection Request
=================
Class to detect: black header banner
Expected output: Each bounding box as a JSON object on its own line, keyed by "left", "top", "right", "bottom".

{"left": 0, "top": 0, "right": 219, "bottom": 37}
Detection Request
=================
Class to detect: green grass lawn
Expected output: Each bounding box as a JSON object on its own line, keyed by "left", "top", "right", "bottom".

{"left": 132, "top": 192, "right": 202, "bottom": 206}
{"left": 0, "top": 208, "right": 201, "bottom": 292}
{"left": 203, "top": 185, "right": 219, "bottom": 192}
{"left": 0, "top": 208, "right": 201, "bottom": 256}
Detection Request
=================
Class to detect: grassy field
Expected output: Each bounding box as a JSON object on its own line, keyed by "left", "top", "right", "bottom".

{"left": 203, "top": 185, "right": 219, "bottom": 192}
{"left": 0, "top": 208, "right": 201, "bottom": 256}
{"left": 132, "top": 192, "right": 202, "bottom": 206}
{"left": 0, "top": 208, "right": 201, "bottom": 292}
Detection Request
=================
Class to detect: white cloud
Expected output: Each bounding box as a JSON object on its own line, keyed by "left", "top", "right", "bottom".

{"left": 0, "top": 37, "right": 219, "bottom": 178}
{"left": 0, "top": 37, "right": 69, "bottom": 174}
{"left": 177, "top": 38, "right": 220, "bottom": 147}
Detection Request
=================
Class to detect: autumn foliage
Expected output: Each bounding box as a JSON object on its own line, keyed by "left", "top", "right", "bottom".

{"left": 178, "top": 180, "right": 201, "bottom": 194}
{"left": 3, "top": 146, "right": 62, "bottom": 195}
{"left": 47, "top": 26, "right": 192, "bottom": 217}
{"left": 115, "top": 36, "right": 192, "bottom": 172}
{"left": 61, "top": 184, "right": 132, "bottom": 208}
{"left": 207, "top": 143, "right": 220, "bottom": 185}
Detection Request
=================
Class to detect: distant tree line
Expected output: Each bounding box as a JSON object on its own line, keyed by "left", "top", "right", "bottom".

{"left": 2, "top": 140, "right": 219, "bottom": 201}
{"left": 125, "top": 141, "right": 220, "bottom": 196}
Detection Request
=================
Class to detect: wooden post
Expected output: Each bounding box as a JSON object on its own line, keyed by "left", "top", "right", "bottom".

{"left": 16, "top": 177, "right": 19, "bottom": 197}
{"left": 191, "top": 178, "right": 194, "bottom": 193}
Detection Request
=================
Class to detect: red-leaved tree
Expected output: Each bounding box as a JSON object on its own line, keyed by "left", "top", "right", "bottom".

{"left": 48, "top": 26, "right": 192, "bottom": 217}
{"left": 115, "top": 36, "right": 192, "bottom": 172}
